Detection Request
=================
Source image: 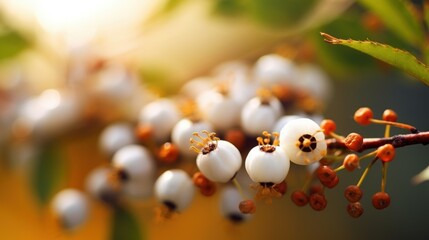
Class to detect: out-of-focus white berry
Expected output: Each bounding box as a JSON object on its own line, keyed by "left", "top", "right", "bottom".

{"left": 245, "top": 138, "right": 290, "bottom": 184}
{"left": 179, "top": 77, "right": 215, "bottom": 99}
{"left": 154, "top": 169, "right": 194, "bottom": 212}
{"left": 295, "top": 64, "right": 332, "bottom": 102}
{"left": 99, "top": 122, "right": 135, "bottom": 156}
{"left": 412, "top": 165, "right": 429, "bottom": 185}
{"left": 139, "top": 98, "right": 181, "bottom": 142}
{"left": 220, "top": 186, "right": 250, "bottom": 223}
{"left": 196, "top": 89, "right": 240, "bottom": 131}
{"left": 85, "top": 167, "right": 120, "bottom": 203}
{"left": 51, "top": 189, "right": 89, "bottom": 230}
{"left": 193, "top": 134, "right": 242, "bottom": 183}
{"left": 272, "top": 115, "right": 302, "bottom": 133}
{"left": 241, "top": 95, "right": 283, "bottom": 136}
{"left": 280, "top": 118, "right": 327, "bottom": 165}
{"left": 253, "top": 54, "right": 298, "bottom": 87}
{"left": 171, "top": 118, "right": 214, "bottom": 157}
{"left": 112, "top": 144, "right": 155, "bottom": 181}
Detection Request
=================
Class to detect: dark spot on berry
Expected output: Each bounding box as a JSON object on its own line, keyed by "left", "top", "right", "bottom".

{"left": 227, "top": 213, "right": 244, "bottom": 223}
{"left": 163, "top": 200, "right": 177, "bottom": 211}
{"left": 260, "top": 182, "right": 274, "bottom": 188}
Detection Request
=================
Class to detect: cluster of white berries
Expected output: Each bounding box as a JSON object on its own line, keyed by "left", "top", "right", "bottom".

{"left": 22, "top": 53, "right": 331, "bottom": 230}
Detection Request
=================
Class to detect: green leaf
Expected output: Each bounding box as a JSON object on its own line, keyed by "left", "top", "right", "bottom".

{"left": 32, "top": 143, "right": 66, "bottom": 205}
{"left": 358, "top": 0, "right": 424, "bottom": 47}
{"left": 111, "top": 206, "right": 143, "bottom": 240}
{"left": 245, "top": 0, "right": 317, "bottom": 27}
{"left": 0, "top": 31, "right": 28, "bottom": 60}
{"left": 321, "top": 32, "right": 429, "bottom": 85}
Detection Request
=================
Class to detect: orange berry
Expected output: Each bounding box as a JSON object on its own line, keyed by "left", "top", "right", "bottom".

{"left": 347, "top": 202, "right": 364, "bottom": 218}
{"left": 382, "top": 109, "right": 398, "bottom": 122}
{"left": 354, "top": 107, "right": 373, "bottom": 125}
{"left": 239, "top": 199, "right": 256, "bottom": 214}
{"left": 224, "top": 129, "right": 246, "bottom": 150}
{"left": 192, "top": 172, "right": 210, "bottom": 188}
{"left": 273, "top": 181, "right": 287, "bottom": 196}
{"left": 320, "top": 119, "right": 336, "bottom": 135}
{"left": 135, "top": 123, "right": 153, "bottom": 142}
{"left": 316, "top": 165, "right": 336, "bottom": 183}
{"left": 376, "top": 144, "right": 395, "bottom": 162}
{"left": 158, "top": 142, "right": 180, "bottom": 164}
{"left": 344, "top": 133, "right": 364, "bottom": 152}
{"left": 309, "top": 193, "right": 327, "bottom": 211}
{"left": 344, "top": 185, "right": 363, "bottom": 203}
{"left": 372, "top": 192, "right": 390, "bottom": 210}
{"left": 291, "top": 191, "right": 309, "bottom": 207}
{"left": 200, "top": 182, "right": 216, "bottom": 197}
{"left": 343, "top": 154, "right": 360, "bottom": 171}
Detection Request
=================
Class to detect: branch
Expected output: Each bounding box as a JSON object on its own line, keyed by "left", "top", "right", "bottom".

{"left": 327, "top": 131, "right": 429, "bottom": 152}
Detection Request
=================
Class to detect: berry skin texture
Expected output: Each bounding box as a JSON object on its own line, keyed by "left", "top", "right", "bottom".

{"left": 157, "top": 142, "right": 180, "bottom": 164}
{"left": 279, "top": 118, "right": 327, "bottom": 165}
{"left": 347, "top": 202, "right": 364, "bottom": 218}
{"left": 273, "top": 181, "right": 287, "bottom": 196}
{"left": 196, "top": 140, "right": 242, "bottom": 183}
{"left": 344, "top": 133, "right": 364, "bottom": 152}
{"left": 372, "top": 192, "right": 391, "bottom": 210}
{"left": 377, "top": 144, "right": 395, "bottom": 162}
{"left": 309, "top": 193, "right": 327, "bottom": 211}
{"left": 51, "top": 189, "right": 89, "bottom": 230}
{"left": 200, "top": 182, "right": 217, "bottom": 197}
{"left": 291, "top": 190, "right": 309, "bottom": 206}
{"left": 99, "top": 123, "right": 135, "bottom": 156}
{"left": 354, "top": 107, "right": 373, "bottom": 125}
{"left": 344, "top": 185, "right": 363, "bottom": 203}
{"left": 245, "top": 145, "right": 290, "bottom": 184}
{"left": 316, "top": 165, "right": 336, "bottom": 183}
{"left": 192, "top": 171, "right": 210, "bottom": 188}
{"left": 154, "top": 169, "right": 195, "bottom": 212}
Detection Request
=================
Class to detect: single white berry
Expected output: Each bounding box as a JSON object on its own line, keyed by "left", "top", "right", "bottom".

{"left": 253, "top": 54, "right": 298, "bottom": 87}
{"left": 245, "top": 132, "right": 290, "bottom": 184}
{"left": 171, "top": 118, "right": 214, "bottom": 157}
{"left": 220, "top": 186, "right": 250, "bottom": 223}
{"left": 279, "top": 118, "right": 327, "bottom": 165}
{"left": 85, "top": 167, "right": 120, "bottom": 203}
{"left": 295, "top": 64, "right": 332, "bottom": 102}
{"left": 51, "top": 189, "right": 89, "bottom": 230}
{"left": 154, "top": 169, "right": 195, "bottom": 212}
{"left": 139, "top": 98, "right": 181, "bottom": 142}
{"left": 241, "top": 94, "right": 282, "bottom": 136}
{"left": 99, "top": 122, "right": 135, "bottom": 156}
{"left": 112, "top": 144, "right": 155, "bottom": 181}
{"left": 191, "top": 132, "right": 242, "bottom": 183}
{"left": 196, "top": 89, "right": 240, "bottom": 131}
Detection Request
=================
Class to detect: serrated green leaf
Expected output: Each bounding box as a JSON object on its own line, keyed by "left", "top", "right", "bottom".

{"left": 111, "top": 206, "right": 143, "bottom": 240}
{"left": 358, "top": 0, "right": 424, "bottom": 47}
{"left": 32, "top": 143, "right": 66, "bottom": 205}
{"left": 0, "top": 31, "right": 28, "bottom": 60}
{"left": 321, "top": 32, "right": 429, "bottom": 85}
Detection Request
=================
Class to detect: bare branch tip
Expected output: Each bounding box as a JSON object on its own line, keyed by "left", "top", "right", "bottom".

{"left": 320, "top": 32, "right": 340, "bottom": 44}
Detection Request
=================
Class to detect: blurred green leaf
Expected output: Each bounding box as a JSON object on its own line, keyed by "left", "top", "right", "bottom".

{"left": 0, "top": 31, "right": 28, "bottom": 60}
{"left": 358, "top": 0, "right": 424, "bottom": 47}
{"left": 111, "top": 206, "right": 143, "bottom": 240}
{"left": 245, "top": 0, "right": 317, "bottom": 27}
{"left": 321, "top": 32, "right": 429, "bottom": 85}
{"left": 213, "top": 0, "right": 244, "bottom": 17}
{"left": 32, "top": 143, "right": 66, "bottom": 205}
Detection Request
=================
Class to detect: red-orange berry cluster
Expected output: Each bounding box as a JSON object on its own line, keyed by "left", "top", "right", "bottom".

{"left": 193, "top": 172, "right": 217, "bottom": 197}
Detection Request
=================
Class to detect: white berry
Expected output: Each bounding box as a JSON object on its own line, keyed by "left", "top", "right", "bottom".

{"left": 171, "top": 118, "right": 214, "bottom": 157}
{"left": 51, "top": 189, "right": 89, "bottom": 230}
{"left": 112, "top": 144, "right": 155, "bottom": 181}
{"left": 279, "top": 118, "right": 327, "bottom": 165}
{"left": 220, "top": 186, "right": 250, "bottom": 223}
{"left": 99, "top": 122, "right": 135, "bottom": 156}
{"left": 154, "top": 169, "right": 195, "bottom": 212}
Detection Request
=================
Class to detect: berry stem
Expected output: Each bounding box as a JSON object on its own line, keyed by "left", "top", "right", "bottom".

{"left": 333, "top": 165, "right": 345, "bottom": 172}
{"left": 327, "top": 131, "right": 429, "bottom": 152}
{"left": 357, "top": 157, "right": 378, "bottom": 187}
{"left": 232, "top": 178, "right": 247, "bottom": 200}
{"left": 384, "top": 125, "right": 391, "bottom": 138}
{"left": 381, "top": 162, "right": 388, "bottom": 193}
{"left": 369, "top": 118, "right": 417, "bottom": 133}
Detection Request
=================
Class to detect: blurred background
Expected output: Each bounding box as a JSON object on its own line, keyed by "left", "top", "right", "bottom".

{"left": 0, "top": 0, "right": 429, "bottom": 239}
